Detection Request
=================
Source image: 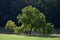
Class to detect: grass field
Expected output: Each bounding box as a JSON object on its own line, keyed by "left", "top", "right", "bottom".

{"left": 0, "top": 34, "right": 60, "bottom": 40}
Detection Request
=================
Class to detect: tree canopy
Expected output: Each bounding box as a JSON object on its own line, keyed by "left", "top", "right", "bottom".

{"left": 17, "top": 5, "right": 54, "bottom": 35}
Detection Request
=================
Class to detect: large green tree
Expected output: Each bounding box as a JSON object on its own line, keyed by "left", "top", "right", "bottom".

{"left": 17, "top": 5, "right": 54, "bottom": 35}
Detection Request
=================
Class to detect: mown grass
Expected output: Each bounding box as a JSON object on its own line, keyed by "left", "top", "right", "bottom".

{"left": 0, "top": 34, "right": 60, "bottom": 40}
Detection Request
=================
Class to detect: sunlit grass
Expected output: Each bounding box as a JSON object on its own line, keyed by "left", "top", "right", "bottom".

{"left": 0, "top": 34, "right": 60, "bottom": 40}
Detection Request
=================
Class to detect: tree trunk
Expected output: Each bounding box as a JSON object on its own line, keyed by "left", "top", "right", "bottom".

{"left": 29, "top": 27, "right": 32, "bottom": 36}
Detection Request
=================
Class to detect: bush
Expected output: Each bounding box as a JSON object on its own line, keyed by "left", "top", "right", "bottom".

{"left": 46, "top": 23, "right": 54, "bottom": 34}
{"left": 41, "top": 23, "right": 54, "bottom": 35}
{"left": 5, "top": 20, "right": 16, "bottom": 33}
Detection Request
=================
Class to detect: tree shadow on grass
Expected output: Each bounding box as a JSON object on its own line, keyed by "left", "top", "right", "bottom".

{"left": 26, "top": 34, "right": 60, "bottom": 38}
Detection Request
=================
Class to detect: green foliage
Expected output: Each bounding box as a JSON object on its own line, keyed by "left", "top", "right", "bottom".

{"left": 45, "top": 23, "right": 54, "bottom": 34}
{"left": 17, "top": 5, "right": 54, "bottom": 35}
{"left": 17, "top": 5, "right": 41, "bottom": 33}
{"left": 37, "top": 22, "right": 54, "bottom": 35}
{"left": 5, "top": 20, "right": 16, "bottom": 32}
{"left": 5, "top": 5, "right": 54, "bottom": 35}
{"left": 13, "top": 27, "right": 21, "bottom": 34}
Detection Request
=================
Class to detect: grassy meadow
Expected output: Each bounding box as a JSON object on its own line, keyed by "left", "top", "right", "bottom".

{"left": 0, "top": 34, "right": 60, "bottom": 40}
